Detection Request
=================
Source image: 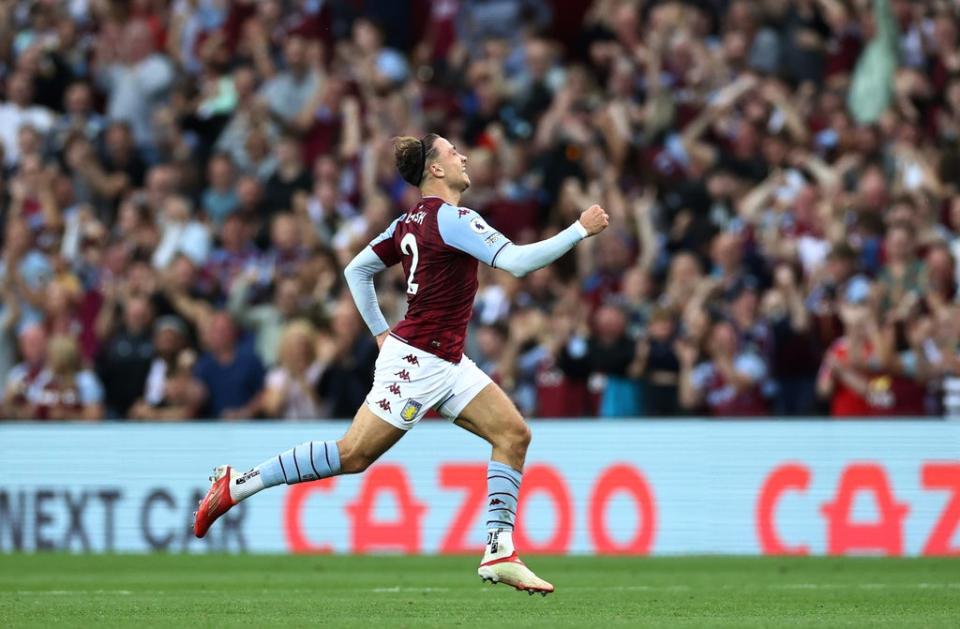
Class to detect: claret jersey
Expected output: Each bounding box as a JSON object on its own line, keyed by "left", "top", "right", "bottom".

{"left": 369, "top": 196, "right": 508, "bottom": 363}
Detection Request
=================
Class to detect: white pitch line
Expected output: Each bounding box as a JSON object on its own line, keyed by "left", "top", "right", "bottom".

{"left": 561, "top": 583, "right": 960, "bottom": 592}
{"left": 371, "top": 587, "right": 450, "bottom": 593}
{"left": 11, "top": 590, "right": 134, "bottom": 596}
{"left": 763, "top": 582, "right": 960, "bottom": 590}
{"left": 563, "top": 585, "right": 691, "bottom": 592}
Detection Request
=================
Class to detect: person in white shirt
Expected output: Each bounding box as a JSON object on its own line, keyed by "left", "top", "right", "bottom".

{"left": 152, "top": 195, "right": 212, "bottom": 269}
{"left": 95, "top": 20, "right": 174, "bottom": 147}
{"left": 262, "top": 320, "right": 326, "bottom": 420}
{"left": 0, "top": 71, "right": 54, "bottom": 167}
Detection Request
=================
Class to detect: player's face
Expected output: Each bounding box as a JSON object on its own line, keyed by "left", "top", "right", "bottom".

{"left": 431, "top": 138, "right": 470, "bottom": 191}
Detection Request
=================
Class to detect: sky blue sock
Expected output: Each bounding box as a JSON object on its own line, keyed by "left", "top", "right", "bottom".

{"left": 259, "top": 441, "right": 342, "bottom": 487}
{"left": 486, "top": 461, "right": 521, "bottom": 531}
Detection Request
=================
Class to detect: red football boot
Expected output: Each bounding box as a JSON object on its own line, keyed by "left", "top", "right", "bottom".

{"left": 193, "top": 465, "right": 237, "bottom": 538}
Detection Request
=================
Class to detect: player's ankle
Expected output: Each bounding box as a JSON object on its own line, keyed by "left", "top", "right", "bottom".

{"left": 483, "top": 528, "right": 515, "bottom": 560}
{"left": 229, "top": 468, "right": 264, "bottom": 502}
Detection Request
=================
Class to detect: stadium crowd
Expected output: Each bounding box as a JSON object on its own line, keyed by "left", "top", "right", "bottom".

{"left": 1, "top": 0, "right": 959, "bottom": 421}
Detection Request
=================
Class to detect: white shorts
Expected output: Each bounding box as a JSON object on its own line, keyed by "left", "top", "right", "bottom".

{"left": 365, "top": 334, "right": 492, "bottom": 430}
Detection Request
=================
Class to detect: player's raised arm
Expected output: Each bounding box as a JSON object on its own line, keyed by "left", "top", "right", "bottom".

{"left": 343, "top": 217, "right": 402, "bottom": 346}
{"left": 437, "top": 203, "right": 608, "bottom": 278}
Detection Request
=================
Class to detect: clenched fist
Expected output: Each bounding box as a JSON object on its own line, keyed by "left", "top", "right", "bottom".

{"left": 578, "top": 204, "right": 610, "bottom": 236}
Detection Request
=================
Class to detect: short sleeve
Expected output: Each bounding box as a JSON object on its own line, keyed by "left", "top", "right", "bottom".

{"left": 899, "top": 350, "right": 918, "bottom": 378}
{"left": 690, "top": 363, "right": 713, "bottom": 392}
{"left": 436, "top": 204, "right": 511, "bottom": 266}
{"left": 734, "top": 353, "right": 767, "bottom": 383}
{"left": 77, "top": 371, "right": 105, "bottom": 405}
{"left": 369, "top": 217, "right": 402, "bottom": 267}
{"left": 266, "top": 368, "right": 287, "bottom": 391}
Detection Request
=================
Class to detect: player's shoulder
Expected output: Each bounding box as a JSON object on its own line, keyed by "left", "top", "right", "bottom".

{"left": 436, "top": 202, "right": 494, "bottom": 235}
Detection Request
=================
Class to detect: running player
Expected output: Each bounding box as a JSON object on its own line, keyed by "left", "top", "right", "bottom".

{"left": 193, "top": 133, "right": 609, "bottom": 595}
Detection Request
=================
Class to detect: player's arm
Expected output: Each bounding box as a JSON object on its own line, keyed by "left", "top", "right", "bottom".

{"left": 343, "top": 218, "right": 401, "bottom": 347}
{"left": 437, "top": 204, "right": 608, "bottom": 278}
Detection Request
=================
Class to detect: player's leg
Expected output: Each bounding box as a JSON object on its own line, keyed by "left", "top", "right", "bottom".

{"left": 453, "top": 383, "right": 530, "bottom": 550}
{"left": 194, "top": 404, "right": 405, "bottom": 537}
{"left": 440, "top": 364, "right": 553, "bottom": 595}
{"left": 453, "top": 382, "right": 531, "bottom": 470}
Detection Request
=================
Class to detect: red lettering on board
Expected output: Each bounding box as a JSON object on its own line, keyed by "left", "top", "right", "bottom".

{"left": 921, "top": 463, "right": 960, "bottom": 556}
{"left": 438, "top": 463, "right": 487, "bottom": 554}
{"left": 588, "top": 464, "right": 657, "bottom": 554}
{"left": 283, "top": 479, "right": 336, "bottom": 553}
{"left": 820, "top": 463, "right": 908, "bottom": 556}
{"left": 756, "top": 463, "right": 811, "bottom": 555}
{"left": 513, "top": 464, "right": 573, "bottom": 554}
{"left": 346, "top": 464, "right": 427, "bottom": 553}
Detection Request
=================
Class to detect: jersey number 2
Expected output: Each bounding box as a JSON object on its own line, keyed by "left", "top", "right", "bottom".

{"left": 400, "top": 233, "right": 420, "bottom": 295}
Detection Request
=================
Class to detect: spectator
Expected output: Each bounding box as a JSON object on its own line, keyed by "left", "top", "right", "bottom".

{"left": 350, "top": 17, "right": 410, "bottom": 90}
{"left": 0, "top": 274, "right": 20, "bottom": 387}
{"left": 259, "top": 35, "right": 321, "bottom": 129}
{"left": 0, "top": 218, "right": 53, "bottom": 332}
{"left": 205, "top": 213, "right": 261, "bottom": 299}
{"left": 474, "top": 322, "right": 508, "bottom": 379}
{"left": 30, "top": 334, "right": 104, "bottom": 420}
{"left": 95, "top": 20, "right": 174, "bottom": 147}
{"left": 905, "top": 306, "right": 960, "bottom": 417}
{"left": 50, "top": 81, "right": 104, "bottom": 152}
{"left": 193, "top": 311, "right": 265, "bottom": 419}
{"left": 263, "top": 320, "right": 326, "bottom": 420}
{"left": 2, "top": 324, "right": 47, "bottom": 419}
{"left": 96, "top": 295, "right": 155, "bottom": 418}
{"left": 262, "top": 213, "right": 310, "bottom": 280}
{"left": 152, "top": 195, "right": 212, "bottom": 270}
{"left": 588, "top": 304, "right": 641, "bottom": 417}
{"left": 816, "top": 278, "right": 890, "bottom": 417}
{"left": 877, "top": 223, "right": 924, "bottom": 313}
{"left": 679, "top": 319, "right": 770, "bottom": 417}
{"left": 215, "top": 66, "right": 278, "bottom": 170}
{"left": 263, "top": 135, "right": 312, "bottom": 213}
{"left": 0, "top": 71, "right": 54, "bottom": 167}
{"left": 315, "top": 299, "right": 377, "bottom": 419}
{"left": 636, "top": 307, "right": 680, "bottom": 417}
{"left": 764, "top": 264, "right": 819, "bottom": 416}
{"left": 202, "top": 153, "right": 240, "bottom": 228}
{"left": 129, "top": 315, "right": 204, "bottom": 421}
{"left": 228, "top": 273, "right": 304, "bottom": 367}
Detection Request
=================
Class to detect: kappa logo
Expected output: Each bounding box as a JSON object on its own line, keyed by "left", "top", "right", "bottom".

{"left": 470, "top": 217, "right": 489, "bottom": 234}
{"left": 458, "top": 208, "right": 471, "bottom": 217}
{"left": 402, "top": 354, "right": 420, "bottom": 366}
{"left": 395, "top": 369, "right": 411, "bottom": 381}
{"left": 377, "top": 399, "right": 392, "bottom": 413}
{"left": 387, "top": 383, "right": 402, "bottom": 397}
{"left": 400, "top": 399, "right": 423, "bottom": 422}
{"left": 489, "top": 498, "right": 504, "bottom": 506}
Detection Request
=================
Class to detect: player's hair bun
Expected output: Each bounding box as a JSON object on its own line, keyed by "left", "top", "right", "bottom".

{"left": 394, "top": 134, "right": 439, "bottom": 186}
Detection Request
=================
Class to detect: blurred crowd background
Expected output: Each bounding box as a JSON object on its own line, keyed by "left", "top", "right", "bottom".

{"left": 2, "top": 0, "right": 959, "bottom": 421}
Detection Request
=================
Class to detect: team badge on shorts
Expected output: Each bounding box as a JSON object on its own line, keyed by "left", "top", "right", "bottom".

{"left": 400, "top": 399, "right": 423, "bottom": 422}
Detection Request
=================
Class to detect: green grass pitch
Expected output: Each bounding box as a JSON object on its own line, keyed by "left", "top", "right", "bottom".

{"left": 1, "top": 555, "right": 958, "bottom": 628}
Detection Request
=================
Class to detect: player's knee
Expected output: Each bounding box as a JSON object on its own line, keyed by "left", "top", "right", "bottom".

{"left": 337, "top": 441, "right": 375, "bottom": 474}
{"left": 499, "top": 418, "right": 531, "bottom": 457}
